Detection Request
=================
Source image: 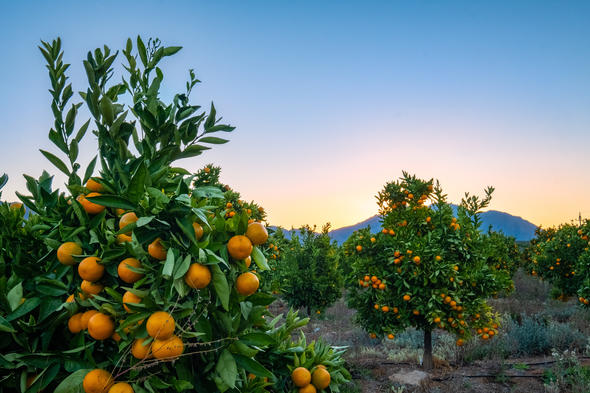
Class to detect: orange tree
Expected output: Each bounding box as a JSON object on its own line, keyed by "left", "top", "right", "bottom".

{"left": 275, "top": 225, "right": 343, "bottom": 316}
{"left": 526, "top": 224, "right": 586, "bottom": 300}
{"left": 482, "top": 230, "right": 521, "bottom": 279}
{"left": 0, "top": 37, "right": 349, "bottom": 393}
{"left": 344, "top": 173, "right": 512, "bottom": 370}
{"left": 576, "top": 220, "right": 590, "bottom": 306}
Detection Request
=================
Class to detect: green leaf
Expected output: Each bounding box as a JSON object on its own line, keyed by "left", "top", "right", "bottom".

{"left": 239, "top": 332, "right": 276, "bottom": 347}
{"left": 137, "top": 36, "right": 147, "bottom": 66}
{"left": 128, "top": 162, "right": 147, "bottom": 204}
{"left": 210, "top": 264, "right": 230, "bottom": 311}
{"left": 173, "top": 255, "right": 191, "bottom": 280}
{"left": 6, "top": 297, "right": 42, "bottom": 321}
{"left": 251, "top": 247, "right": 269, "bottom": 271}
{"left": 75, "top": 119, "right": 91, "bottom": 143}
{"left": 192, "top": 186, "right": 224, "bottom": 199}
{"left": 177, "top": 145, "right": 210, "bottom": 159}
{"left": 83, "top": 157, "right": 97, "bottom": 184}
{"left": 216, "top": 349, "right": 237, "bottom": 388}
{"left": 40, "top": 150, "right": 70, "bottom": 175}
{"left": 199, "top": 136, "right": 229, "bottom": 144}
{"left": 54, "top": 368, "right": 90, "bottom": 393}
{"left": 85, "top": 195, "right": 135, "bottom": 210}
{"left": 162, "top": 249, "right": 176, "bottom": 279}
{"left": 7, "top": 283, "right": 23, "bottom": 311}
{"left": 233, "top": 353, "right": 274, "bottom": 379}
{"left": 0, "top": 315, "right": 15, "bottom": 333}
{"left": 163, "top": 46, "right": 182, "bottom": 56}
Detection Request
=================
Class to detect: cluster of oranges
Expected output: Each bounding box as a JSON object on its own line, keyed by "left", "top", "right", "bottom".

{"left": 358, "top": 275, "right": 386, "bottom": 290}
{"left": 291, "top": 365, "right": 331, "bottom": 393}
{"left": 449, "top": 217, "right": 460, "bottom": 231}
{"left": 268, "top": 242, "right": 280, "bottom": 260}
{"left": 59, "top": 178, "right": 271, "bottom": 393}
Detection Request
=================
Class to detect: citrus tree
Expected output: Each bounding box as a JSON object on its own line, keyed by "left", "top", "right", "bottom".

{"left": 526, "top": 224, "right": 586, "bottom": 300}
{"left": 344, "top": 172, "right": 512, "bottom": 370}
{"left": 275, "top": 225, "right": 343, "bottom": 316}
{"left": 482, "top": 230, "right": 521, "bottom": 279}
{"left": 0, "top": 37, "right": 349, "bottom": 393}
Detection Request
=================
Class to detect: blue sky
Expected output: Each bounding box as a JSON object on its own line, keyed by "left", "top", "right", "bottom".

{"left": 1, "top": 1, "right": 589, "bottom": 228}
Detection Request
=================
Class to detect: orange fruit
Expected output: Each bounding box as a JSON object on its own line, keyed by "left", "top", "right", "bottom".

{"left": 413, "top": 256, "right": 420, "bottom": 263}
{"left": 148, "top": 238, "right": 167, "bottom": 260}
{"left": 115, "top": 208, "right": 126, "bottom": 216}
{"left": 236, "top": 272, "right": 260, "bottom": 296}
{"left": 311, "top": 367, "right": 331, "bottom": 389}
{"left": 107, "top": 382, "right": 134, "bottom": 393}
{"left": 57, "top": 242, "right": 82, "bottom": 265}
{"left": 117, "top": 234, "right": 132, "bottom": 244}
{"left": 118, "top": 212, "right": 138, "bottom": 235}
{"left": 88, "top": 313, "right": 115, "bottom": 340}
{"left": 83, "top": 369, "right": 113, "bottom": 393}
{"left": 9, "top": 202, "right": 23, "bottom": 210}
{"left": 78, "top": 256, "right": 104, "bottom": 281}
{"left": 122, "top": 291, "right": 142, "bottom": 313}
{"left": 245, "top": 222, "right": 268, "bottom": 245}
{"left": 131, "top": 338, "right": 152, "bottom": 359}
{"left": 80, "top": 310, "right": 99, "bottom": 330}
{"left": 403, "top": 294, "right": 411, "bottom": 301}
{"left": 184, "top": 263, "right": 211, "bottom": 289}
{"left": 291, "top": 367, "right": 311, "bottom": 387}
{"left": 66, "top": 294, "right": 75, "bottom": 303}
{"left": 86, "top": 178, "right": 104, "bottom": 192}
{"left": 356, "top": 245, "right": 362, "bottom": 252}
{"left": 244, "top": 256, "right": 252, "bottom": 268}
{"left": 117, "top": 258, "right": 144, "bottom": 284}
{"left": 299, "top": 384, "right": 317, "bottom": 393}
{"left": 193, "top": 222, "right": 204, "bottom": 240}
{"left": 152, "top": 335, "right": 184, "bottom": 359}
{"left": 227, "top": 235, "right": 253, "bottom": 259}
{"left": 146, "top": 311, "right": 175, "bottom": 339}
{"left": 79, "top": 192, "right": 106, "bottom": 215}
{"left": 68, "top": 313, "right": 84, "bottom": 333}
{"left": 111, "top": 332, "right": 121, "bottom": 342}
{"left": 81, "top": 280, "right": 103, "bottom": 296}
{"left": 456, "top": 338, "right": 464, "bottom": 346}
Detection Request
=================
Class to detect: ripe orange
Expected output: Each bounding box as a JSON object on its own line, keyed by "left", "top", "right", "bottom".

{"left": 152, "top": 335, "right": 184, "bottom": 359}
{"left": 9, "top": 202, "right": 23, "bottom": 210}
{"left": 236, "top": 272, "right": 260, "bottom": 296}
{"left": 244, "top": 256, "right": 252, "bottom": 268}
{"left": 456, "top": 338, "right": 464, "bottom": 346}
{"left": 356, "top": 245, "right": 362, "bottom": 252}
{"left": 403, "top": 294, "right": 411, "bottom": 301}
{"left": 291, "top": 367, "right": 311, "bottom": 387}
{"left": 86, "top": 178, "right": 104, "bottom": 192}
{"left": 83, "top": 369, "right": 113, "bottom": 393}
{"left": 146, "top": 311, "right": 175, "bottom": 340}
{"left": 227, "top": 235, "right": 253, "bottom": 259}
{"left": 79, "top": 192, "right": 106, "bottom": 215}
{"left": 118, "top": 212, "right": 138, "bottom": 235}
{"left": 122, "top": 291, "right": 142, "bottom": 313}
{"left": 184, "top": 263, "right": 211, "bottom": 289}
{"left": 117, "top": 234, "right": 132, "bottom": 244}
{"left": 57, "top": 242, "right": 82, "bottom": 265}
{"left": 193, "top": 222, "right": 204, "bottom": 240}
{"left": 131, "top": 338, "right": 152, "bottom": 359}
{"left": 78, "top": 256, "right": 104, "bottom": 281}
{"left": 435, "top": 255, "right": 442, "bottom": 261}
{"left": 107, "top": 382, "right": 134, "bottom": 393}
{"left": 311, "top": 367, "right": 331, "bottom": 389}
{"left": 387, "top": 333, "right": 395, "bottom": 339}
{"left": 80, "top": 310, "right": 99, "bottom": 330}
{"left": 413, "top": 256, "right": 420, "bottom": 263}
{"left": 148, "top": 238, "right": 167, "bottom": 260}
{"left": 88, "top": 313, "right": 115, "bottom": 340}
{"left": 115, "top": 208, "right": 126, "bottom": 216}
{"left": 111, "top": 332, "right": 121, "bottom": 342}
{"left": 66, "top": 294, "right": 75, "bottom": 303}
{"left": 81, "top": 280, "right": 103, "bottom": 296}
{"left": 299, "top": 385, "right": 317, "bottom": 393}
{"left": 117, "top": 258, "right": 144, "bottom": 283}
{"left": 370, "top": 237, "right": 376, "bottom": 243}
{"left": 68, "top": 313, "right": 84, "bottom": 333}
{"left": 434, "top": 317, "right": 441, "bottom": 323}
{"left": 382, "top": 306, "right": 389, "bottom": 312}
{"left": 246, "top": 222, "right": 268, "bottom": 245}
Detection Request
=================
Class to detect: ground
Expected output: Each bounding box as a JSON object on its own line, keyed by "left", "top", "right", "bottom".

{"left": 271, "top": 271, "right": 590, "bottom": 393}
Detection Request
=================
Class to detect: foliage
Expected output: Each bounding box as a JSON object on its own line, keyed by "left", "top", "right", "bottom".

{"left": 343, "top": 172, "right": 513, "bottom": 367}
{"left": 0, "top": 37, "right": 349, "bottom": 393}
{"left": 276, "top": 225, "right": 343, "bottom": 315}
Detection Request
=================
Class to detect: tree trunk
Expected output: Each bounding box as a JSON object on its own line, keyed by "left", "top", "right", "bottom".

{"left": 423, "top": 329, "right": 433, "bottom": 370}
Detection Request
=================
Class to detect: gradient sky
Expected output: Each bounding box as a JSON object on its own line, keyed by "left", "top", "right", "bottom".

{"left": 1, "top": 1, "right": 589, "bottom": 229}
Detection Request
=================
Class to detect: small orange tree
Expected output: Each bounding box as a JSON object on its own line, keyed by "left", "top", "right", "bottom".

{"left": 344, "top": 173, "right": 512, "bottom": 370}
{"left": 276, "top": 225, "right": 343, "bottom": 315}
{"left": 0, "top": 37, "right": 350, "bottom": 393}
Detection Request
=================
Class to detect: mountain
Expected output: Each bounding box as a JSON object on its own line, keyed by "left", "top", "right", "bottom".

{"left": 327, "top": 207, "right": 537, "bottom": 244}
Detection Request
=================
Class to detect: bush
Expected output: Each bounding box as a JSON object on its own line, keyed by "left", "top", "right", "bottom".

{"left": 277, "top": 225, "right": 343, "bottom": 315}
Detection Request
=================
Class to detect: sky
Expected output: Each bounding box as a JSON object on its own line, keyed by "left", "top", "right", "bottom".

{"left": 0, "top": 1, "right": 589, "bottom": 230}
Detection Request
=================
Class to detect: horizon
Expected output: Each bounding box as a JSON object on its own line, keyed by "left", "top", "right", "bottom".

{"left": 1, "top": 1, "right": 588, "bottom": 230}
